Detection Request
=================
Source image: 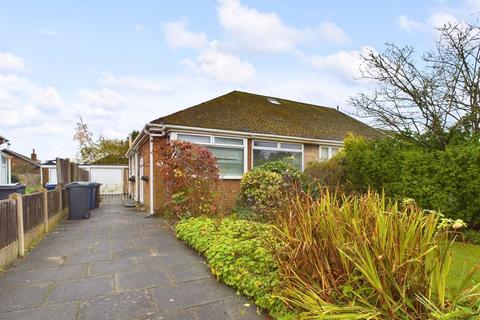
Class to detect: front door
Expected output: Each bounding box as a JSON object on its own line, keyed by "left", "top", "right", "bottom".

{"left": 139, "top": 157, "right": 144, "bottom": 204}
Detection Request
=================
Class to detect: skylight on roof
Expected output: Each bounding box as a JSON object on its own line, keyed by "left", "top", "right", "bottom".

{"left": 267, "top": 97, "right": 281, "bottom": 105}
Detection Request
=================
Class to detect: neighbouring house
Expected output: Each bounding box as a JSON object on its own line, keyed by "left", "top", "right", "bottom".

{"left": 1, "top": 149, "right": 41, "bottom": 188}
{"left": 42, "top": 159, "right": 128, "bottom": 195}
{"left": 126, "top": 91, "right": 382, "bottom": 214}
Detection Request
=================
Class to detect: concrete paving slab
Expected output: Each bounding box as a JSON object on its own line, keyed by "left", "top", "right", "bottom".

{"left": 0, "top": 205, "right": 263, "bottom": 319}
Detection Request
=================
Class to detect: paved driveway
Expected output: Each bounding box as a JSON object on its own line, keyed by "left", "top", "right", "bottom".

{"left": 0, "top": 205, "right": 263, "bottom": 320}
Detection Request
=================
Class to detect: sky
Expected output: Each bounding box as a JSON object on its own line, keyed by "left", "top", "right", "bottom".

{"left": 1, "top": 0, "right": 479, "bottom": 161}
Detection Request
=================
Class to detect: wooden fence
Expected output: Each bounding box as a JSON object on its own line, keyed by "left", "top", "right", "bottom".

{"left": 22, "top": 192, "right": 44, "bottom": 233}
{"left": 0, "top": 200, "right": 17, "bottom": 252}
{"left": 0, "top": 187, "right": 67, "bottom": 269}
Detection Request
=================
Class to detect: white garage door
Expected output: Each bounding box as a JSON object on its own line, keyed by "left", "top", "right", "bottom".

{"left": 90, "top": 167, "right": 124, "bottom": 194}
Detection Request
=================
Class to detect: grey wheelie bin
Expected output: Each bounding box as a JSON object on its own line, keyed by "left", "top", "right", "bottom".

{"left": 0, "top": 183, "right": 26, "bottom": 200}
{"left": 65, "top": 182, "right": 91, "bottom": 219}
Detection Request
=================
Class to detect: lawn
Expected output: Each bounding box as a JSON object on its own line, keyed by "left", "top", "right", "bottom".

{"left": 449, "top": 242, "right": 480, "bottom": 290}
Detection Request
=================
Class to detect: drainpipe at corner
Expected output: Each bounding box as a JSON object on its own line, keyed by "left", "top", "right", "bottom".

{"left": 149, "top": 135, "right": 154, "bottom": 216}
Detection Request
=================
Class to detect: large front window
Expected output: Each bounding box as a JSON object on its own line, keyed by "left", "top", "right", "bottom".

{"left": 174, "top": 133, "right": 246, "bottom": 178}
{"left": 252, "top": 140, "right": 303, "bottom": 170}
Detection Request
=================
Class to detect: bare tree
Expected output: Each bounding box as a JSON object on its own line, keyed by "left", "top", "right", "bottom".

{"left": 350, "top": 20, "right": 480, "bottom": 149}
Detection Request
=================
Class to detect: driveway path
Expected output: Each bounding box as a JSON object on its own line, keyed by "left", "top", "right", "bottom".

{"left": 0, "top": 205, "right": 263, "bottom": 320}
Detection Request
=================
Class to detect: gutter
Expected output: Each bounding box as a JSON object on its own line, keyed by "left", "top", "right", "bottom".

{"left": 148, "top": 123, "right": 344, "bottom": 146}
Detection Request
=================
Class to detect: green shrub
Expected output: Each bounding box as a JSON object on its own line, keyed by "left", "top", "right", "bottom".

{"left": 238, "top": 161, "right": 302, "bottom": 222}
{"left": 340, "top": 136, "right": 480, "bottom": 225}
{"left": 273, "top": 190, "right": 480, "bottom": 319}
{"left": 464, "top": 230, "right": 480, "bottom": 245}
{"left": 175, "top": 217, "right": 292, "bottom": 318}
{"left": 303, "top": 154, "right": 350, "bottom": 196}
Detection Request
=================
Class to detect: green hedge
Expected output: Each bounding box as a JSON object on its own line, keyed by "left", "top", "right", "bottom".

{"left": 175, "top": 217, "right": 291, "bottom": 318}
{"left": 341, "top": 137, "right": 480, "bottom": 225}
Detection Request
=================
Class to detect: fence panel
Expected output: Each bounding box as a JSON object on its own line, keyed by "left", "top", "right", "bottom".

{"left": 0, "top": 199, "right": 18, "bottom": 250}
{"left": 47, "top": 190, "right": 60, "bottom": 218}
{"left": 62, "top": 188, "right": 68, "bottom": 210}
{"left": 22, "top": 193, "right": 44, "bottom": 232}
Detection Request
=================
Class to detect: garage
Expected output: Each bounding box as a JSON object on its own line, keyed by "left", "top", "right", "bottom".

{"left": 85, "top": 165, "right": 128, "bottom": 194}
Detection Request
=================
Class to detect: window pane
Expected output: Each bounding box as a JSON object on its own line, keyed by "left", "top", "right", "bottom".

{"left": 320, "top": 147, "right": 329, "bottom": 160}
{"left": 253, "top": 140, "right": 277, "bottom": 148}
{"left": 208, "top": 147, "right": 244, "bottom": 177}
{"left": 253, "top": 150, "right": 302, "bottom": 170}
{"left": 177, "top": 134, "right": 210, "bottom": 144}
{"left": 280, "top": 143, "right": 302, "bottom": 150}
{"left": 0, "top": 155, "right": 5, "bottom": 184}
{"left": 214, "top": 137, "right": 244, "bottom": 146}
{"left": 331, "top": 147, "right": 339, "bottom": 157}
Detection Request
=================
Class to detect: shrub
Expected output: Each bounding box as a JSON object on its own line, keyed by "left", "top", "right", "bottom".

{"left": 272, "top": 190, "right": 480, "bottom": 319}
{"left": 341, "top": 136, "right": 480, "bottom": 225}
{"left": 303, "top": 154, "right": 349, "bottom": 196}
{"left": 238, "top": 161, "right": 302, "bottom": 222}
{"left": 175, "top": 217, "right": 292, "bottom": 318}
{"left": 157, "top": 140, "right": 219, "bottom": 221}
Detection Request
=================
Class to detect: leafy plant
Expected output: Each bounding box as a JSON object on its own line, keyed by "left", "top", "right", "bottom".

{"left": 175, "top": 217, "right": 294, "bottom": 318}
{"left": 272, "top": 190, "right": 480, "bottom": 319}
{"left": 238, "top": 161, "right": 302, "bottom": 222}
{"left": 338, "top": 135, "right": 480, "bottom": 226}
{"left": 157, "top": 140, "right": 220, "bottom": 221}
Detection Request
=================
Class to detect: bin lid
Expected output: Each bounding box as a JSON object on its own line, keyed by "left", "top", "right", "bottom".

{"left": 65, "top": 182, "right": 91, "bottom": 189}
{"left": 0, "top": 183, "right": 26, "bottom": 190}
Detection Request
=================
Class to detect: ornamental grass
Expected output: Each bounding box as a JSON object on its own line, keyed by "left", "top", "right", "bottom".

{"left": 272, "top": 190, "right": 480, "bottom": 319}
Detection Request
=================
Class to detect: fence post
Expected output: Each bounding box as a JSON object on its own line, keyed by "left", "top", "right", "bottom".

{"left": 10, "top": 193, "right": 25, "bottom": 257}
{"left": 57, "top": 185, "right": 63, "bottom": 215}
{"left": 42, "top": 188, "right": 49, "bottom": 233}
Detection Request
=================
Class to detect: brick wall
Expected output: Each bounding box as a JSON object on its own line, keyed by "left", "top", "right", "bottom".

{"left": 10, "top": 156, "right": 40, "bottom": 187}
{"left": 304, "top": 144, "right": 319, "bottom": 166}
{"left": 217, "top": 179, "right": 241, "bottom": 212}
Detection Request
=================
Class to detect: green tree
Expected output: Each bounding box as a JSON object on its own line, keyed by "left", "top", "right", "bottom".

{"left": 73, "top": 117, "right": 136, "bottom": 164}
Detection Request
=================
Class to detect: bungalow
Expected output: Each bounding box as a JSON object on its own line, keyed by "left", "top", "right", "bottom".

{"left": 126, "top": 91, "right": 382, "bottom": 214}
{"left": 1, "top": 149, "right": 41, "bottom": 188}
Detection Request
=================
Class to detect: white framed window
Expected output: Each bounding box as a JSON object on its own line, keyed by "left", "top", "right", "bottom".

{"left": 171, "top": 132, "right": 247, "bottom": 179}
{"left": 252, "top": 140, "right": 303, "bottom": 171}
{"left": 319, "top": 146, "right": 340, "bottom": 161}
{"left": 0, "top": 153, "right": 10, "bottom": 184}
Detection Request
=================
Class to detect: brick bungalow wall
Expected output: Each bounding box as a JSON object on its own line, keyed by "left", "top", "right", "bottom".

{"left": 10, "top": 157, "right": 40, "bottom": 187}
{"left": 304, "top": 144, "right": 319, "bottom": 165}
{"left": 135, "top": 138, "right": 322, "bottom": 214}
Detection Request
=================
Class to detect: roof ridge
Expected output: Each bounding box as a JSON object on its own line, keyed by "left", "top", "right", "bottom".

{"left": 1, "top": 148, "right": 40, "bottom": 167}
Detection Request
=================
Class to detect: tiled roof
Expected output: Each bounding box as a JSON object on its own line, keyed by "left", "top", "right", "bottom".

{"left": 152, "top": 91, "right": 382, "bottom": 141}
{"left": 1, "top": 149, "right": 40, "bottom": 167}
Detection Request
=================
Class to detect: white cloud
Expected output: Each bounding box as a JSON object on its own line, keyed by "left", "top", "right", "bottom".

{"left": 216, "top": 0, "right": 349, "bottom": 52}
{"left": 217, "top": 0, "right": 301, "bottom": 52}
{"left": 182, "top": 43, "right": 255, "bottom": 83}
{"left": 427, "top": 12, "right": 458, "bottom": 28}
{"left": 0, "top": 52, "right": 26, "bottom": 73}
{"left": 100, "top": 72, "right": 172, "bottom": 94}
{"left": 306, "top": 46, "right": 374, "bottom": 80}
{"left": 316, "top": 22, "right": 350, "bottom": 44}
{"left": 134, "top": 24, "right": 145, "bottom": 32}
{"left": 78, "top": 88, "right": 126, "bottom": 110}
{"left": 29, "top": 86, "right": 64, "bottom": 110}
{"left": 162, "top": 19, "right": 208, "bottom": 49}
{"left": 398, "top": 14, "right": 426, "bottom": 32}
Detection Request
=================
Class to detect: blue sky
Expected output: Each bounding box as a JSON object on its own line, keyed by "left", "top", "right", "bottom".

{"left": 1, "top": 0, "right": 478, "bottom": 160}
